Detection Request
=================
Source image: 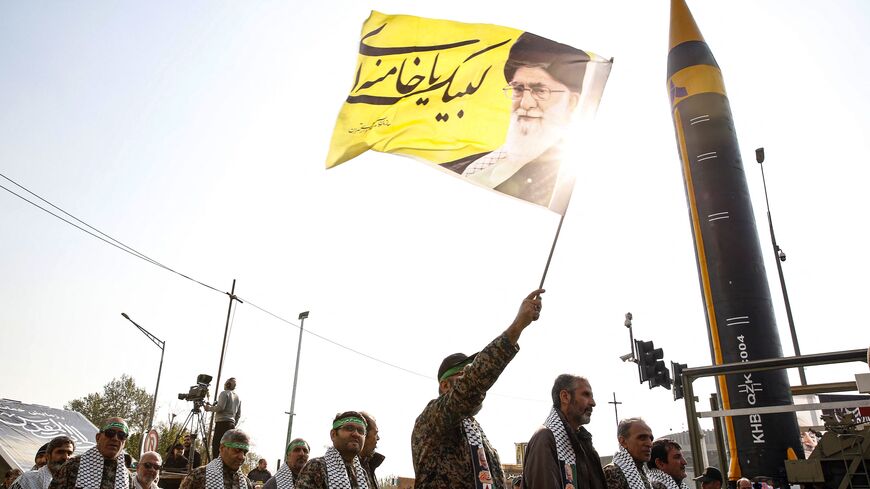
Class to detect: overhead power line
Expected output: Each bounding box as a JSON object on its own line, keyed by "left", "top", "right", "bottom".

{"left": 2, "top": 171, "right": 547, "bottom": 403}
{"left": 0, "top": 171, "right": 437, "bottom": 383}
{"left": 0, "top": 173, "right": 224, "bottom": 294}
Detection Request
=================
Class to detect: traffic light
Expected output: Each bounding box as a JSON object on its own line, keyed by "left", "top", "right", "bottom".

{"left": 671, "top": 362, "right": 687, "bottom": 400}
{"left": 634, "top": 339, "right": 663, "bottom": 383}
{"left": 649, "top": 360, "right": 671, "bottom": 390}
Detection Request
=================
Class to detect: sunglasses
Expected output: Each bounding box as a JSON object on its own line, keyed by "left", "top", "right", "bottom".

{"left": 101, "top": 429, "right": 128, "bottom": 441}
{"left": 140, "top": 462, "right": 162, "bottom": 470}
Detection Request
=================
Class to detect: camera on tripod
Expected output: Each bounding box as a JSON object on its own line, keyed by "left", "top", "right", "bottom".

{"left": 178, "top": 373, "right": 212, "bottom": 407}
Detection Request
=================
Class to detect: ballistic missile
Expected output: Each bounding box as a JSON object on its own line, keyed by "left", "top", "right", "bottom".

{"left": 667, "top": 0, "right": 803, "bottom": 481}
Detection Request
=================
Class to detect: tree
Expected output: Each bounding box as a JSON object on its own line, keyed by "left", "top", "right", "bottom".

{"left": 65, "top": 374, "right": 154, "bottom": 455}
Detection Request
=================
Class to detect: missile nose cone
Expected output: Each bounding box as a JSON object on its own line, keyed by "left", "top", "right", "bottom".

{"left": 669, "top": 0, "right": 705, "bottom": 51}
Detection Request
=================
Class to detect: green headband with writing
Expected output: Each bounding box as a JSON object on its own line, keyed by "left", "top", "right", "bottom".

{"left": 101, "top": 422, "right": 129, "bottom": 434}
{"left": 332, "top": 417, "right": 367, "bottom": 430}
{"left": 439, "top": 359, "right": 473, "bottom": 382}
{"left": 286, "top": 440, "right": 308, "bottom": 454}
{"left": 223, "top": 441, "right": 249, "bottom": 451}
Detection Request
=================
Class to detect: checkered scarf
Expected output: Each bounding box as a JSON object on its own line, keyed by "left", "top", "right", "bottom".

{"left": 74, "top": 447, "right": 129, "bottom": 489}
{"left": 13, "top": 465, "right": 52, "bottom": 489}
{"left": 205, "top": 458, "right": 242, "bottom": 489}
{"left": 460, "top": 417, "right": 492, "bottom": 451}
{"left": 612, "top": 446, "right": 651, "bottom": 489}
{"left": 544, "top": 407, "right": 576, "bottom": 467}
{"left": 273, "top": 463, "right": 295, "bottom": 489}
{"left": 323, "top": 447, "right": 368, "bottom": 489}
{"left": 647, "top": 468, "right": 689, "bottom": 489}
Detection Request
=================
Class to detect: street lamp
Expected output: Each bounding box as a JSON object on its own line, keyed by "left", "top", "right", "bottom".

{"left": 756, "top": 147, "right": 807, "bottom": 386}
{"left": 121, "top": 312, "right": 165, "bottom": 431}
{"left": 285, "top": 311, "right": 309, "bottom": 449}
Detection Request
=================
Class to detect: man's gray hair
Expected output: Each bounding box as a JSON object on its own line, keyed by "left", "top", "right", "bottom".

{"left": 551, "top": 374, "right": 588, "bottom": 408}
{"left": 617, "top": 417, "right": 646, "bottom": 439}
{"left": 139, "top": 451, "right": 162, "bottom": 463}
{"left": 220, "top": 428, "right": 250, "bottom": 445}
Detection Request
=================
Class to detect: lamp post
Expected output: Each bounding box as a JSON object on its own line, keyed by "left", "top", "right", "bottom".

{"left": 756, "top": 147, "right": 807, "bottom": 386}
{"left": 285, "top": 311, "right": 309, "bottom": 448}
{"left": 122, "top": 312, "right": 165, "bottom": 431}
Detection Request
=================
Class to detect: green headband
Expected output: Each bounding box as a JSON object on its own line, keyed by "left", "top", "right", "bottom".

{"left": 332, "top": 417, "right": 367, "bottom": 430}
{"left": 223, "top": 441, "right": 249, "bottom": 451}
{"left": 439, "top": 359, "right": 473, "bottom": 381}
{"left": 286, "top": 440, "right": 308, "bottom": 454}
{"left": 101, "top": 422, "right": 129, "bottom": 434}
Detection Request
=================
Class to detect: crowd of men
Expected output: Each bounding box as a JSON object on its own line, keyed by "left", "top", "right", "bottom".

{"left": 7, "top": 290, "right": 750, "bottom": 489}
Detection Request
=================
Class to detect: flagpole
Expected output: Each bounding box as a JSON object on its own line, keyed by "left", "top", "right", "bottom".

{"left": 538, "top": 212, "right": 566, "bottom": 289}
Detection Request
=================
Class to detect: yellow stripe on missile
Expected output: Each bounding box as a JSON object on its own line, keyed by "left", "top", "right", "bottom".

{"left": 668, "top": 65, "right": 727, "bottom": 109}
{"left": 673, "top": 108, "right": 741, "bottom": 480}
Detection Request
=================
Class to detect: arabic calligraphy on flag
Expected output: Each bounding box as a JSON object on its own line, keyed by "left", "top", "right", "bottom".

{"left": 327, "top": 11, "right": 611, "bottom": 214}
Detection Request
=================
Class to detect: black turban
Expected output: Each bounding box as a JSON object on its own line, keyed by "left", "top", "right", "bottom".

{"left": 503, "top": 32, "right": 590, "bottom": 92}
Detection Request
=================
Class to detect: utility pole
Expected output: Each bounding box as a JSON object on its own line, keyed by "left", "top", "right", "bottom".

{"left": 609, "top": 392, "right": 623, "bottom": 429}
{"left": 206, "top": 279, "right": 242, "bottom": 460}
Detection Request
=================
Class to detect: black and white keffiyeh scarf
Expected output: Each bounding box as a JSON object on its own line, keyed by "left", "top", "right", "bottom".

{"left": 647, "top": 468, "right": 689, "bottom": 489}
{"left": 544, "top": 408, "right": 578, "bottom": 487}
{"left": 14, "top": 465, "right": 52, "bottom": 489}
{"left": 205, "top": 458, "right": 242, "bottom": 489}
{"left": 612, "top": 446, "right": 651, "bottom": 489}
{"left": 273, "top": 463, "right": 295, "bottom": 489}
{"left": 461, "top": 417, "right": 496, "bottom": 489}
{"left": 323, "top": 447, "right": 368, "bottom": 489}
{"left": 74, "top": 447, "right": 129, "bottom": 489}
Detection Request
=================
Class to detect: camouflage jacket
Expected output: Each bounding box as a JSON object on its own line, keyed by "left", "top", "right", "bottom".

{"left": 411, "top": 333, "right": 519, "bottom": 489}
{"left": 602, "top": 463, "right": 651, "bottom": 489}
{"left": 179, "top": 464, "right": 252, "bottom": 489}
{"left": 48, "top": 455, "right": 134, "bottom": 489}
{"left": 294, "top": 457, "right": 363, "bottom": 489}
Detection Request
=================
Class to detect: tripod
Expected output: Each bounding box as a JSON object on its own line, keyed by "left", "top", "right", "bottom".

{"left": 177, "top": 401, "right": 211, "bottom": 471}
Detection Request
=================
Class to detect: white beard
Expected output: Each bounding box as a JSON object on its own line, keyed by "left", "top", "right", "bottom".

{"left": 461, "top": 101, "right": 572, "bottom": 188}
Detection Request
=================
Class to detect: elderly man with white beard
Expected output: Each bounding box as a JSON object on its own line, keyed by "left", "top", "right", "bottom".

{"left": 442, "top": 32, "right": 590, "bottom": 212}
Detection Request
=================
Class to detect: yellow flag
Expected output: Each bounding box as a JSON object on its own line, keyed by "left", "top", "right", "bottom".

{"left": 327, "top": 11, "right": 611, "bottom": 213}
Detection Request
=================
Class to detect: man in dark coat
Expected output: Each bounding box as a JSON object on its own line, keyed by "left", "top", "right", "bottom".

{"left": 523, "top": 375, "right": 605, "bottom": 489}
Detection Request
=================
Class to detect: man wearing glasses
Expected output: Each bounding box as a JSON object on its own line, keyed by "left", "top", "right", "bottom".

{"left": 295, "top": 412, "right": 369, "bottom": 489}
{"left": 180, "top": 430, "right": 253, "bottom": 489}
{"left": 443, "top": 32, "right": 589, "bottom": 212}
{"left": 134, "top": 453, "right": 162, "bottom": 489}
{"left": 49, "top": 418, "right": 134, "bottom": 489}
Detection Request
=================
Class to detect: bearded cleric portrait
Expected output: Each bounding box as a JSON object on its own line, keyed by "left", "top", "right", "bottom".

{"left": 326, "top": 12, "right": 611, "bottom": 214}
{"left": 443, "top": 32, "right": 591, "bottom": 212}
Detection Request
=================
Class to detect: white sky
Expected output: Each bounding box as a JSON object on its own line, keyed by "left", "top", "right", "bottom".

{"left": 1, "top": 0, "right": 868, "bottom": 479}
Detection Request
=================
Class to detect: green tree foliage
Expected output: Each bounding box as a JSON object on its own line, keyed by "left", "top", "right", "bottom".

{"left": 65, "top": 375, "right": 154, "bottom": 457}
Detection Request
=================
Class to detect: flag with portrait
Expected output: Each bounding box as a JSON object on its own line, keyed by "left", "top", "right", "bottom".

{"left": 326, "top": 11, "right": 611, "bottom": 214}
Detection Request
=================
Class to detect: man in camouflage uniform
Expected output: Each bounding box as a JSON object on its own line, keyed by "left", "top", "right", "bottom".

{"left": 49, "top": 418, "right": 134, "bottom": 489}
{"left": 296, "top": 412, "right": 369, "bottom": 489}
{"left": 180, "top": 430, "right": 252, "bottom": 489}
{"left": 411, "top": 289, "right": 545, "bottom": 489}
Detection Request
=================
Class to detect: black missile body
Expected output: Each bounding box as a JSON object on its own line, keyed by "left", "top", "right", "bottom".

{"left": 667, "top": 0, "right": 803, "bottom": 481}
